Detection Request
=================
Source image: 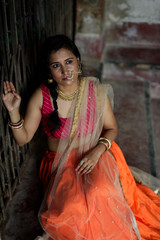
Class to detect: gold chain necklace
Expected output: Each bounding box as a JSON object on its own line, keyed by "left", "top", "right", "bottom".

{"left": 57, "top": 87, "right": 78, "bottom": 101}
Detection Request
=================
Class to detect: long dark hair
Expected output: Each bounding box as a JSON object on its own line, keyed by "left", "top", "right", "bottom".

{"left": 39, "top": 34, "right": 81, "bottom": 130}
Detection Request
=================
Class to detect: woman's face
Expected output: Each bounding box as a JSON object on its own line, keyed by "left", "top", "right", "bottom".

{"left": 49, "top": 48, "right": 79, "bottom": 88}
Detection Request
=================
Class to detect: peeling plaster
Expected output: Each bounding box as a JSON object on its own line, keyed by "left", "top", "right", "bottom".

{"left": 106, "top": 0, "right": 160, "bottom": 26}
{"left": 108, "top": 13, "right": 120, "bottom": 23}
{"left": 118, "top": 3, "right": 128, "bottom": 11}
{"left": 126, "top": 0, "right": 160, "bottom": 23}
{"left": 123, "top": 25, "right": 138, "bottom": 38}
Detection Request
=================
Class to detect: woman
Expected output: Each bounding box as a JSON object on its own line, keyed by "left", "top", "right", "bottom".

{"left": 2, "top": 35, "right": 160, "bottom": 240}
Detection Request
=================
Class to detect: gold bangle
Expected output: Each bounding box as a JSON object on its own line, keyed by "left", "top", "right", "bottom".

{"left": 8, "top": 118, "right": 24, "bottom": 129}
{"left": 8, "top": 118, "right": 23, "bottom": 126}
{"left": 9, "top": 122, "right": 24, "bottom": 129}
{"left": 98, "top": 137, "right": 111, "bottom": 149}
{"left": 98, "top": 141, "right": 108, "bottom": 151}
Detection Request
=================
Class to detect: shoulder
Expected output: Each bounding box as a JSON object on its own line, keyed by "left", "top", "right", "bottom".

{"left": 32, "top": 86, "right": 43, "bottom": 98}
{"left": 40, "top": 83, "right": 48, "bottom": 90}
{"left": 84, "top": 76, "right": 100, "bottom": 84}
{"left": 84, "top": 76, "right": 106, "bottom": 91}
{"left": 83, "top": 76, "right": 113, "bottom": 93}
{"left": 28, "top": 87, "right": 43, "bottom": 109}
{"left": 85, "top": 76, "right": 114, "bottom": 108}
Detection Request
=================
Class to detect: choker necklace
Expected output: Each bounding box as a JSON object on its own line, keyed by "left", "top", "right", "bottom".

{"left": 57, "top": 87, "right": 78, "bottom": 101}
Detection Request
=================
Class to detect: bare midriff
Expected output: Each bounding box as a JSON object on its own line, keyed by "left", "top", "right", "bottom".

{"left": 47, "top": 138, "right": 61, "bottom": 152}
{"left": 47, "top": 134, "right": 92, "bottom": 152}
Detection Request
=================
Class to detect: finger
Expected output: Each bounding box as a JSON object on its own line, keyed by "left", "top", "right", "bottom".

{"left": 3, "top": 82, "right": 8, "bottom": 94}
{"left": 79, "top": 161, "right": 92, "bottom": 174}
{"left": 76, "top": 158, "right": 94, "bottom": 174}
{"left": 86, "top": 166, "right": 94, "bottom": 174}
{"left": 10, "top": 82, "right": 16, "bottom": 92}
{"left": 5, "top": 81, "right": 13, "bottom": 94}
{"left": 2, "top": 93, "right": 5, "bottom": 100}
{"left": 12, "top": 91, "right": 21, "bottom": 99}
{"left": 81, "top": 165, "right": 93, "bottom": 175}
{"left": 77, "top": 163, "right": 88, "bottom": 174}
{"left": 6, "top": 81, "right": 11, "bottom": 91}
{"left": 76, "top": 159, "right": 86, "bottom": 171}
{"left": 75, "top": 162, "right": 83, "bottom": 172}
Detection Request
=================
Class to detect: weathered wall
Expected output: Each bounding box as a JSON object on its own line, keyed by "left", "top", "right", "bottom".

{"left": 105, "top": 0, "right": 160, "bottom": 24}
{"left": 76, "top": 0, "right": 160, "bottom": 59}
{"left": 75, "top": 0, "right": 160, "bottom": 177}
{"left": 103, "top": 0, "right": 160, "bottom": 99}
{"left": 76, "top": 0, "right": 105, "bottom": 62}
{"left": 76, "top": 0, "right": 160, "bottom": 98}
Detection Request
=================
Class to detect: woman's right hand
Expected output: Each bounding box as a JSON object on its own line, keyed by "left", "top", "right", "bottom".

{"left": 2, "top": 81, "right": 21, "bottom": 113}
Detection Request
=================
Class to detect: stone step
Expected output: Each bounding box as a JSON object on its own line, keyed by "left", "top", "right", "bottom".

{"left": 106, "top": 22, "right": 160, "bottom": 49}
{"left": 102, "top": 62, "right": 160, "bottom": 99}
{"left": 104, "top": 46, "right": 160, "bottom": 65}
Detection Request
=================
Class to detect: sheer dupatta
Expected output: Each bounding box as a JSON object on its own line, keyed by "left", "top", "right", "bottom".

{"left": 38, "top": 77, "right": 140, "bottom": 240}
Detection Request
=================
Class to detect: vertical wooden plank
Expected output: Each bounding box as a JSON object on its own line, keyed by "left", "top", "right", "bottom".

{"left": 67, "top": 0, "right": 74, "bottom": 38}
{"left": 0, "top": 115, "right": 12, "bottom": 200}
{"left": 0, "top": 0, "right": 74, "bottom": 225}
{"left": 20, "top": 47, "right": 27, "bottom": 86}
{"left": 16, "top": 45, "right": 22, "bottom": 86}
{"left": 7, "top": 127, "right": 16, "bottom": 180}
{"left": 13, "top": 140, "right": 20, "bottom": 182}
{"left": 8, "top": 0, "right": 18, "bottom": 56}
{"left": 0, "top": 157, "right": 5, "bottom": 194}
{"left": 0, "top": 0, "right": 10, "bottom": 71}
{"left": 0, "top": 185, "right": 5, "bottom": 220}
{"left": 0, "top": 67, "right": 8, "bottom": 194}
{"left": 0, "top": 148, "right": 5, "bottom": 194}
{"left": 5, "top": 130, "right": 12, "bottom": 199}
{"left": 21, "top": 0, "right": 27, "bottom": 41}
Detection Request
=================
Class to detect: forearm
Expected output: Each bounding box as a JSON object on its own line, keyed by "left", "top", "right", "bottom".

{"left": 76, "top": 128, "right": 118, "bottom": 175}
{"left": 10, "top": 127, "right": 29, "bottom": 146}
{"left": 101, "top": 128, "right": 118, "bottom": 143}
{"left": 3, "top": 82, "right": 42, "bottom": 146}
{"left": 94, "top": 127, "right": 118, "bottom": 157}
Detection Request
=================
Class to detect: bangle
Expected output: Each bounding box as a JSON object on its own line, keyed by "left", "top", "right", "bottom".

{"left": 8, "top": 118, "right": 24, "bottom": 129}
{"left": 98, "top": 141, "right": 108, "bottom": 151}
{"left": 98, "top": 137, "right": 111, "bottom": 150}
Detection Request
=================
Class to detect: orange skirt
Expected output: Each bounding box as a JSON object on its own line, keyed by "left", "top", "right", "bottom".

{"left": 39, "top": 142, "right": 160, "bottom": 240}
{"left": 110, "top": 142, "right": 160, "bottom": 240}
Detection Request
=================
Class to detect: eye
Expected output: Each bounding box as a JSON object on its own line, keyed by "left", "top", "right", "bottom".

{"left": 66, "top": 59, "right": 73, "bottom": 64}
{"left": 52, "top": 63, "right": 60, "bottom": 68}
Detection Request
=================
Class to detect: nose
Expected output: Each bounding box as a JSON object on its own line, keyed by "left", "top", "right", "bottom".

{"left": 60, "top": 65, "right": 67, "bottom": 74}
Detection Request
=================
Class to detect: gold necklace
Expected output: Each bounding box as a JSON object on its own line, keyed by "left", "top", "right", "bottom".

{"left": 57, "top": 87, "right": 78, "bottom": 101}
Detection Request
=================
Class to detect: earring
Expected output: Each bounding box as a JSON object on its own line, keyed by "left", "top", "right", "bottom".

{"left": 78, "top": 63, "right": 82, "bottom": 75}
{"left": 48, "top": 74, "right": 53, "bottom": 83}
{"left": 48, "top": 78, "right": 53, "bottom": 83}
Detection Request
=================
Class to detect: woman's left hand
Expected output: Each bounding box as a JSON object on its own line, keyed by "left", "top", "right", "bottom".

{"left": 76, "top": 146, "right": 103, "bottom": 175}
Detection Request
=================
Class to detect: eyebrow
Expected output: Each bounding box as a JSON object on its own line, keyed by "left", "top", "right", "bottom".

{"left": 49, "top": 57, "right": 74, "bottom": 66}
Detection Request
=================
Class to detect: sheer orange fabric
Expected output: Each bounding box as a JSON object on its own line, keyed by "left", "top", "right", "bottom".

{"left": 39, "top": 147, "right": 138, "bottom": 240}
{"left": 39, "top": 142, "right": 160, "bottom": 240}
{"left": 110, "top": 142, "right": 160, "bottom": 240}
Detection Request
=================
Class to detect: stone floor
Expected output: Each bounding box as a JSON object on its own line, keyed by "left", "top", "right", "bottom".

{"left": 1, "top": 61, "right": 160, "bottom": 240}
{"left": 1, "top": 142, "right": 44, "bottom": 240}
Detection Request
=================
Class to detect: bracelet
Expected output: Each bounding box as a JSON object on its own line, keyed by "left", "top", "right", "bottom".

{"left": 98, "top": 137, "right": 111, "bottom": 150}
{"left": 98, "top": 141, "right": 108, "bottom": 151}
{"left": 8, "top": 118, "right": 24, "bottom": 129}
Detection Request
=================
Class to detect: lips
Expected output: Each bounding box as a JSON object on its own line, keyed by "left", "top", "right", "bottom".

{"left": 62, "top": 71, "right": 74, "bottom": 80}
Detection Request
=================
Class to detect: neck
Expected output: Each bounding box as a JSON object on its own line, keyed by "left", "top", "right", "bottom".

{"left": 57, "top": 81, "right": 79, "bottom": 94}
